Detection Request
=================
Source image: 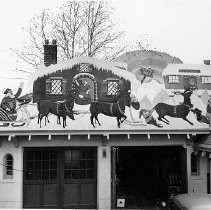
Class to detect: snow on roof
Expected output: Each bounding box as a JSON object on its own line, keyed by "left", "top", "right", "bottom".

{"left": 0, "top": 101, "right": 209, "bottom": 132}
{"left": 163, "top": 63, "right": 211, "bottom": 76}
{"left": 164, "top": 89, "right": 211, "bottom": 97}
{"left": 30, "top": 56, "right": 139, "bottom": 88}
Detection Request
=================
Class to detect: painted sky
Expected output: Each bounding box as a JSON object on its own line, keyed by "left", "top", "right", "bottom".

{"left": 0, "top": 0, "right": 210, "bottom": 96}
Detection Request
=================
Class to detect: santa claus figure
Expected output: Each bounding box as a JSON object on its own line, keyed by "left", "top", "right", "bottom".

{"left": 1, "top": 82, "right": 23, "bottom": 115}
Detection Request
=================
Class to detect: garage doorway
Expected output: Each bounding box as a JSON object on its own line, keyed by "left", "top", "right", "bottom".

{"left": 111, "top": 146, "right": 187, "bottom": 209}
{"left": 23, "top": 147, "right": 97, "bottom": 209}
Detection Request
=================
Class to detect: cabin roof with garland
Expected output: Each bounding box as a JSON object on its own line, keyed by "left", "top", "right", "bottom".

{"left": 30, "top": 56, "right": 138, "bottom": 85}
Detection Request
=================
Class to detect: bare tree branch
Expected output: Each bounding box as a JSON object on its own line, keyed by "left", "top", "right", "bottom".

{"left": 11, "top": 9, "right": 51, "bottom": 69}
{"left": 11, "top": 1, "right": 127, "bottom": 69}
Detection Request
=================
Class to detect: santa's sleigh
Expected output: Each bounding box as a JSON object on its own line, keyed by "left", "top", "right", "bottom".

{"left": 0, "top": 97, "right": 31, "bottom": 127}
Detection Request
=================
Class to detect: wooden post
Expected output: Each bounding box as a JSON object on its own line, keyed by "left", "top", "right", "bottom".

{"left": 11, "top": 136, "right": 19, "bottom": 148}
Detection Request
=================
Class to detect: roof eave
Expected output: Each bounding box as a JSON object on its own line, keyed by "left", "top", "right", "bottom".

{"left": 0, "top": 128, "right": 209, "bottom": 136}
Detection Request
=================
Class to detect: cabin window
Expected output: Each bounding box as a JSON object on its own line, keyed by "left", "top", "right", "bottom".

{"left": 191, "top": 153, "right": 200, "bottom": 175}
{"left": 3, "top": 154, "right": 13, "bottom": 179}
{"left": 51, "top": 79, "right": 62, "bottom": 94}
{"left": 46, "top": 77, "right": 67, "bottom": 95}
{"left": 169, "top": 75, "right": 179, "bottom": 83}
{"left": 80, "top": 63, "right": 91, "bottom": 72}
{"left": 107, "top": 80, "right": 119, "bottom": 96}
{"left": 201, "top": 76, "right": 211, "bottom": 84}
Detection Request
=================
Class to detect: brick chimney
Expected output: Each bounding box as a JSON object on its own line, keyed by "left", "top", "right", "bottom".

{"left": 44, "top": 39, "right": 57, "bottom": 67}
{"left": 203, "top": 60, "right": 210, "bottom": 65}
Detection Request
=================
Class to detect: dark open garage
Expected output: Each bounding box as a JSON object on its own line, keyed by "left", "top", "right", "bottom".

{"left": 111, "top": 146, "right": 187, "bottom": 209}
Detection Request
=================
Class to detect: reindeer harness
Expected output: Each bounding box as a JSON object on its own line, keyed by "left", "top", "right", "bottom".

{"left": 110, "top": 103, "right": 114, "bottom": 115}
{"left": 56, "top": 102, "right": 61, "bottom": 115}
{"left": 56, "top": 101, "right": 70, "bottom": 115}
{"left": 173, "top": 106, "right": 177, "bottom": 116}
{"left": 109, "top": 101, "right": 125, "bottom": 116}
{"left": 117, "top": 100, "right": 125, "bottom": 115}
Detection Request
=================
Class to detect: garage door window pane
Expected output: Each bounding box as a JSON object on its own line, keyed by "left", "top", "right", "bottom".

{"left": 64, "top": 149, "right": 95, "bottom": 180}
{"left": 25, "top": 151, "right": 57, "bottom": 180}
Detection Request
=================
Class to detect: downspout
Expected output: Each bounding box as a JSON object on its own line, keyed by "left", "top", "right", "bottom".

{"left": 207, "top": 157, "right": 210, "bottom": 194}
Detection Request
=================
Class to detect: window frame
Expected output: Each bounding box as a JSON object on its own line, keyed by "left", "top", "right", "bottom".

{"left": 50, "top": 77, "right": 63, "bottom": 95}
{"left": 46, "top": 77, "right": 67, "bottom": 96}
{"left": 106, "top": 79, "right": 119, "bottom": 96}
{"left": 3, "top": 154, "right": 14, "bottom": 180}
{"left": 24, "top": 150, "right": 58, "bottom": 181}
{"left": 79, "top": 63, "right": 91, "bottom": 72}
{"left": 24, "top": 148, "right": 96, "bottom": 181}
{"left": 64, "top": 148, "right": 96, "bottom": 180}
{"left": 191, "top": 153, "right": 200, "bottom": 176}
{"left": 201, "top": 76, "right": 211, "bottom": 84}
{"left": 168, "top": 75, "right": 179, "bottom": 83}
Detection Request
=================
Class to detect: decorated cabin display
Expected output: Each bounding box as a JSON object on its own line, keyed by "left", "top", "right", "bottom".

{"left": 32, "top": 56, "right": 131, "bottom": 105}
{"left": 163, "top": 61, "right": 211, "bottom": 91}
{"left": 0, "top": 53, "right": 209, "bottom": 130}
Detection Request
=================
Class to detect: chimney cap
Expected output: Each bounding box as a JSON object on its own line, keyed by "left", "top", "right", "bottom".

{"left": 203, "top": 60, "right": 210, "bottom": 65}
{"left": 45, "top": 39, "right": 49, "bottom": 45}
{"left": 52, "top": 39, "right": 57, "bottom": 45}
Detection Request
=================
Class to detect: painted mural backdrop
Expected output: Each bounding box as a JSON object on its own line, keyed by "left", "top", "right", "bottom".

{"left": 0, "top": 57, "right": 210, "bottom": 130}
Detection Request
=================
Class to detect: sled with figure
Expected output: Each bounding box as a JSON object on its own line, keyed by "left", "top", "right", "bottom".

{"left": 0, "top": 98, "right": 31, "bottom": 127}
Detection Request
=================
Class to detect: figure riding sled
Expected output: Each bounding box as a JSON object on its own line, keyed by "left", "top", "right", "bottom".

{"left": 0, "top": 82, "right": 31, "bottom": 127}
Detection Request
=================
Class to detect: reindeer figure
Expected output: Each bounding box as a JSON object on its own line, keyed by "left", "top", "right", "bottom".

{"left": 90, "top": 92, "right": 131, "bottom": 128}
{"left": 37, "top": 100, "right": 75, "bottom": 128}
{"left": 173, "top": 87, "right": 193, "bottom": 108}
{"left": 154, "top": 103, "right": 194, "bottom": 125}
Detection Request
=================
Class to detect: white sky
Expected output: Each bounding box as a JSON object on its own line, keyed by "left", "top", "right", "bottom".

{"left": 0, "top": 0, "right": 211, "bottom": 96}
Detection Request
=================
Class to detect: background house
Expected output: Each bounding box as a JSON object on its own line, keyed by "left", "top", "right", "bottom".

{"left": 163, "top": 60, "right": 211, "bottom": 93}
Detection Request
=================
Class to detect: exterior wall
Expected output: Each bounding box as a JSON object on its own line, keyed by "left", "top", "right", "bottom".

{"left": 186, "top": 147, "right": 208, "bottom": 194}
{"left": 163, "top": 75, "right": 184, "bottom": 90}
{"left": 97, "top": 145, "right": 111, "bottom": 209}
{"left": 196, "top": 76, "right": 202, "bottom": 90}
{"left": 108, "top": 134, "right": 186, "bottom": 147}
{"left": 0, "top": 134, "right": 208, "bottom": 209}
{"left": 0, "top": 135, "right": 111, "bottom": 209}
{"left": 0, "top": 140, "right": 23, "bottom": 208}
{"left": 199, "top": 76, "right": 211, "bottom": 90}
{"left": 164, "top": 74, "right": 211, "bottom": 90}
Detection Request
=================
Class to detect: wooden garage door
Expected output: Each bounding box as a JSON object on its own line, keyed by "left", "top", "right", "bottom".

{"left": 23, "top": 148, "right": 97, "bottom": 209}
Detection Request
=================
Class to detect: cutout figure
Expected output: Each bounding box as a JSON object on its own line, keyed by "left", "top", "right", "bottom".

{"left": 206, "top": 97, "right": 211, "bottom": 128}
{"left": 173, "top": 87, "right": 193, "bottom": 108}
{"left": 139, "top": 109, "right": 163, "bottom": 127}
{"left": 1, "top": 82, "right": 23, "bottom": 114}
